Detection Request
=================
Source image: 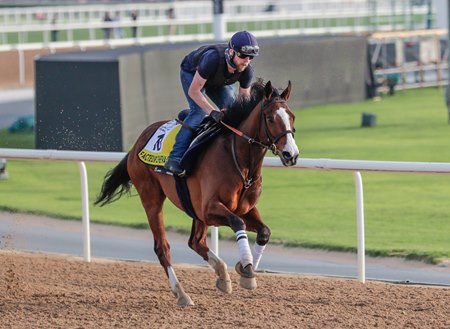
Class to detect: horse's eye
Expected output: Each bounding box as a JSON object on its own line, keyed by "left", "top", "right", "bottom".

{"left": 267, "top": 116, "right": 274, "bottom": 123}
{"left": 292, "top": 127, "right": 296, "bottom": 133}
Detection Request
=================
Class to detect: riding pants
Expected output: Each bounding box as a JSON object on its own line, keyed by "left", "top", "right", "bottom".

{"left": 168, "top": 69, "right": 237, "bottom": 161}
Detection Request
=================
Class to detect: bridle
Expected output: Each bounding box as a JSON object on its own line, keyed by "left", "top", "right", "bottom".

{"left": 259, "top": 97, "right": 295, "bottom": 154}
{"left": 220, "top": 96, "right": 295, "bottom": 194}
{"left": 220, "top": 97, "right": 295, "bottom": 155}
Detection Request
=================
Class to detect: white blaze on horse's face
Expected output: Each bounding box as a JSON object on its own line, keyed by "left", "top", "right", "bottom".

{"left": 276, "top": 107, "right": 299, "bottom": 166}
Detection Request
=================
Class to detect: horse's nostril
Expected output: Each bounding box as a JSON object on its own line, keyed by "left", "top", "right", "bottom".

{"left": 282, "top": 151, "right": 292, "bottom": 159}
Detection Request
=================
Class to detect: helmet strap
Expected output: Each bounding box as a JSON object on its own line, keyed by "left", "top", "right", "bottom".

{"left": 225, "top": 48, "right": 237, "bottom": 69}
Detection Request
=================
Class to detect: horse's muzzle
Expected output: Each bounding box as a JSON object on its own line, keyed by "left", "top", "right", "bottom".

{"left": 280, "top": 150, "right": 299, "bottom": 167}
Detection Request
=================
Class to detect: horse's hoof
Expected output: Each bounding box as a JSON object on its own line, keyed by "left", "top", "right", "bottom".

{"left": 240, "top": 276, "right": 257, "bottom": 290}
{"left": 235, "top": 262, "right": 257, "bottom": 290}
{"left": 177, "top": 294, "right": 194, "bottom": 307}
{"left": 235, "top": 262, "right": 255, "bottom": 278}
{"left": 216, "top": 278, "right": 232, "bottom": 294}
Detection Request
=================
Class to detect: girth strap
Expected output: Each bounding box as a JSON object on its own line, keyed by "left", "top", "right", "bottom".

{"left": 174, "top": 175, "right": 199, "bottom": 220}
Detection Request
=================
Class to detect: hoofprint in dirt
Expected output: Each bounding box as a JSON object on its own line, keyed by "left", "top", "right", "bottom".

{"left": 1, "top": 251, "right": 449, "bottom": 328}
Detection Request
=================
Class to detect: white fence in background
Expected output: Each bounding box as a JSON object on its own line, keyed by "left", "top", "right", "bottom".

{"left": 0, "top": 0, "right": 438, "bottom": 92}
{"left": 0, "top": 0, "right": 431, "bottom": 50}
{"left": 1, "top": 148, "right": 450, "bottom": 283}
{"left": 0, "top": 0, "right": 428, "bottom": 26}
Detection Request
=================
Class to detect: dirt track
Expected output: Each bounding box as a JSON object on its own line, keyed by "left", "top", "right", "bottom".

{"left": 1, "top": 251, "right": 450, "bottom": 328}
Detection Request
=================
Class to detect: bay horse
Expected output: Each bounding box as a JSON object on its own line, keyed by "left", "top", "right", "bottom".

{"left": 95, "top": 80, "right": 299, "bottom": 306}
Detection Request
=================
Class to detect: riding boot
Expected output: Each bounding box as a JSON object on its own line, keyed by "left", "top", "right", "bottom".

{"left": 164, "top": 158, "right": 184, "bottom": 176}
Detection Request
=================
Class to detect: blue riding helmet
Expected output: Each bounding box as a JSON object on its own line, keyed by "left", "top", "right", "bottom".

{"left": 228, "top": 31, "right": 260, "bottom": 57}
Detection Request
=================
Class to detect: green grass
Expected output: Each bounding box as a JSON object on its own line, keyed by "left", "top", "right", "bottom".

{"left": 0, "top": 130, "right": 34, "bottom": 148}
{"left": 299, "top": 88, "right": 449, "bottom": 162}
{"left": 1, "top": 87, "right": 450, "bottom": 263}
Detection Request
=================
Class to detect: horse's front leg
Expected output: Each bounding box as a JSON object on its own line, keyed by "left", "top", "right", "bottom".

{"left": 226, "top": 214, "right": 258, "bottom": 290}
{"left": 188, "top": 219, "right": 232, "bottom": 294}
{"left": 243, "top": 207, "right": 271, "bottom": 271}
{"left": 205, "top": 202, "right": 257, "bottom": 290}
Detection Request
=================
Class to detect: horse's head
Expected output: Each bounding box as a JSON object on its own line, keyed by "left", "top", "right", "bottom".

{"left": 260, "top": 80, "right": 299, "bottom": 166}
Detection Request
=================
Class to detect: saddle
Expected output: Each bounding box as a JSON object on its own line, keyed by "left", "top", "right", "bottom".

{"left": 179, "top": 115, "right": 223, "bottom": 175}
{"left": 171, "top": 112, "right": 223, "bottom": 221}
{"left": 138, "top": 111, "right": 222, "bottom": 172}
{"left": 138, "top": 110, "right": 224, "bottom": 220}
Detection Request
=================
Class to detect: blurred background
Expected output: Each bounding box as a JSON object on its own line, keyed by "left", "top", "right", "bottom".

{"left": 0, "top": 0, "right": 449, "bottom": 150}
{"left": 1, "top": 1, "right": 450, "bottom": 281}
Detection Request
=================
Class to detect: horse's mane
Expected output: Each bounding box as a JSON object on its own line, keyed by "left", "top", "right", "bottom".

{"left": 223, "top": 78, "right": 279, "bottom": 127}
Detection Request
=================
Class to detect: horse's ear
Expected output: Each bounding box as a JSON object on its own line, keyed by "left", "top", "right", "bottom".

{"left": 280, "top": 80, "right": 292, "bottom": 101}
{"left": 264, "top": 80, "right": 273, "bottom": 100}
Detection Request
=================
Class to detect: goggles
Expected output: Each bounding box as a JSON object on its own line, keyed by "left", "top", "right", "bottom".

{"left": 236, "top": 52, "right": 254, "bottom": 60}
{"left": 239, "top": 45, "right": 260, "bottom": 55}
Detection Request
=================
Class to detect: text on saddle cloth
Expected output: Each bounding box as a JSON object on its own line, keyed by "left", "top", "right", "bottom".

{"left": 138, "top": 120, "right": 181, "bottom": 166}
{"left": 138, "top": 118, "right": 223, "bottom": 168}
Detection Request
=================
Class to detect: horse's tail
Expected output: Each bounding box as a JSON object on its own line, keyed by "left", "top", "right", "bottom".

{"left": 94, "top": 153, "right": 132, "bottom": 207}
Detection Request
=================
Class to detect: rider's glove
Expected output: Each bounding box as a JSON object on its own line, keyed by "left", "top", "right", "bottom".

{"left": 210, "top": 110, "right": 224, "bottom": 123}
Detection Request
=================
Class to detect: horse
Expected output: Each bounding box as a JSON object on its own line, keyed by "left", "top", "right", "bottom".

{"left": 95, "top": 79, "right": 300, "bottom": 306}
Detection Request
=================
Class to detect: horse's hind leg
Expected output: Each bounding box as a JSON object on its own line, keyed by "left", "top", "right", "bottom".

{"left": 137, "top": 182, "right": 194, "bottom": 307}
{"left": 188, "top": 219, "right": 232, "bottom": 294}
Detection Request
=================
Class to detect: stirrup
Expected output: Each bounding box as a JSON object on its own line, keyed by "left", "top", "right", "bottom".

{"left": 164, "top": 159, "right": 185, "bottom": 176}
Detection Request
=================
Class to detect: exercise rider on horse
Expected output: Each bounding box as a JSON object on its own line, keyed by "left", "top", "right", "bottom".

{"left": 164, "top": 30, "right": 260, "bottom": 175}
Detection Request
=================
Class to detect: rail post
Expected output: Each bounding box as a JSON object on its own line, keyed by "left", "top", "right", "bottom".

{"left": 78, "top": 161, "right": 91, "bottom": 262}
{"left": 353, "top": 171, "right": 365, "bottom": 283}
{"left": 210, "top": 227, "right": 219, "bottom": 255}
{"left": 17, "top": 48, "right": 25, "bottom": 86}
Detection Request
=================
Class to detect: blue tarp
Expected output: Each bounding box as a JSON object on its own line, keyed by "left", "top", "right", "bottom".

{"left": 9, "top": 115, "right": 34, "bottom": 133}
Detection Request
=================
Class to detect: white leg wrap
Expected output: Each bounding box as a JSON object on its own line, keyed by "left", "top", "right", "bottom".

{"left": 252, "top": 243, "right": 266, "bottom": 271}
{"left": 167, "top": 266, "right": 178, "bottom": 292}
{"left": 235, "top": 230, "right": 253, "bottom": 268}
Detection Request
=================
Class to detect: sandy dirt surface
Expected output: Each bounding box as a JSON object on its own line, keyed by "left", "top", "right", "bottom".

{"left": 1, "top": 251, "right": 450, "bottom": 329}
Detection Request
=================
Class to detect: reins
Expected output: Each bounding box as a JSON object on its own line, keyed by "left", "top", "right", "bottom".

{"left": 220, "top": 97, "right": 294, "bottom": 154}
{"left": 220, "top": 120, "right": 269, "bottom": 150}
{"left": 220, "top": 97, "right": 294, "bottom": 202}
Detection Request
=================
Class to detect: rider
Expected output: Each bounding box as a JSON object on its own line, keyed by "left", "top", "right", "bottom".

{"left": 164, "top": 30, "right": 260, "bottom": 175}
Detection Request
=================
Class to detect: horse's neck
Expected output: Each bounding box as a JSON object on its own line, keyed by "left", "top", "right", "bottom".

{"left": 239, "top": 101, "right": 262, "bottom": 138}
{"left": 234, "top": 101, "right": 267, "bottom": 172}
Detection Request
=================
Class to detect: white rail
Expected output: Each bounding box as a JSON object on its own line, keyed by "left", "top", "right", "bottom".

{"left": 0, "top": 0, "right": 430, "bottom": 50}
{"left": 2, "top": 148, "right": 450, "bottom": 283}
